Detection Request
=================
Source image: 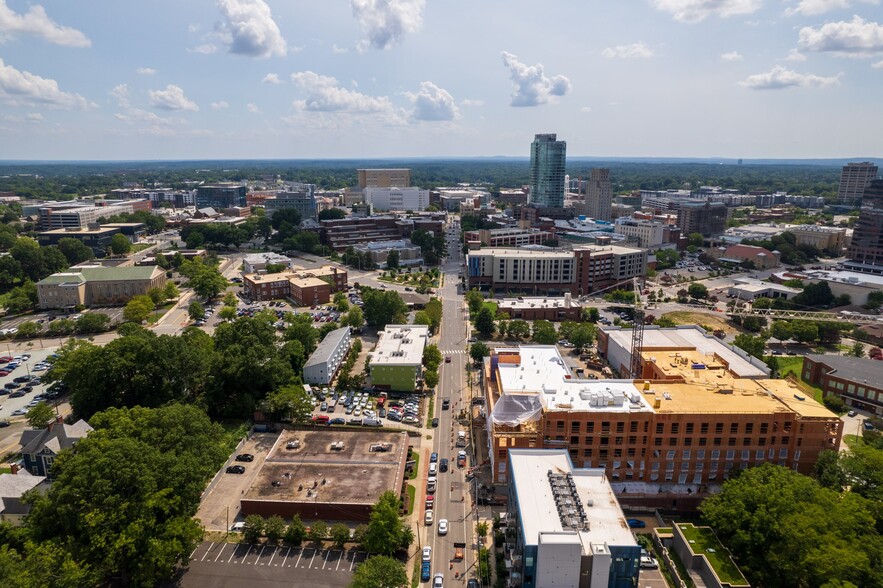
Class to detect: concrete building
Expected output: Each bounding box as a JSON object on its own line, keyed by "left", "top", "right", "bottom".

{"left": 264, "top": 184, "right": 318, "bottom": 221}
{"left": 38, "top": 200, "right": 149, "bottom": 230}
{"left": 304, "top": 327, "right": 352, "bottom": 385}
{"left": 529, "top": 134, "right": 566, "bottom": 209}
{"left": 242, "top": 265, "right": 346, "bottom": 304}
{"left": 482, "top": 327, "right": 841, "bottom": 510}
{"left": 111, "top": 187, "right": 195, "bottom": 208}
{"left": 319, "top": 216, "right": 403, "bottom": 251}
{"left": 0, "top": 470, "right": 48, "bottom": 526}
{"left": 243, "top": 252, "right": 292, "bottom": 274}
{"left": 36, "top": 265, "right": 166, "bottom": 309}
{"left": 582, "top": 168, "right": 613, "bottom": 222}
{"left": 364, "top": 187, "right": 430, "bottom": 212}
{"left": 573, "top": 245, "right": 646, "bottom": 296}
{"left": 786, "top": 225, "right": 847, "bottom": 252}
{"left": 357, "top": 168, "right": 411, "bottom": 189}
{"left": 506, "top": 449, "right": 640, "bottom": 588}
{"left": 676, "top": 201, "right": 728, "bottom": 237}
{"left": 837, "top": 162, "right": 878, "bottom": 205}
{"left": 727, "top": 278, "right": 802, "bottom": 301}
{"left": 845, "top": 179, "right": 883, "bottom": 274}
{"left": 353, "top": 240, "right": 423, "bottom": 268}
{"left": 195, "top": 184, "right": 247, "bottom": 210}
{"left": 779, "top": 268, "right": 883, "bottom": 306}
{"left": 498, "top": 294, "right": 583, "bottom": 321}
{"left": 369, "top": 325, "right": 429, "bottom": 392}
{"left": 37, "top": 223, "right": 147, "bottom": 256}
{"left": 802, "top": 355, "right": 883, "bottom": 416}
{"left": 709, "top": 244, "right": 780, "bottom": 269}
{"left": 464, "top": 227, "right": 555, "bottom": 248}
{"left": 436, "top": 188, "right": 491, "bottom": 212}
{"left": 613, "top": 218, "right": 664, "bottom": 248}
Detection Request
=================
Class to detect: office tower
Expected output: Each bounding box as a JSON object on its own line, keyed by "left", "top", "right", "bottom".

{"left": 676, "top": 201, "right": 728, "bottom": 237}
{"left": 583, "top": 168, "right": 612, "bottom": 221}
{"left": 529, "top": 134, "right": 566, "bottom": 208}
{"left": 837, "top": 162, "right": 878, "bottom": 205}
{"left": 845, "top": 179, "right": 883, "bottom": 274}
{"left": 195, "top": 184, "right": 247, "bottom": 209}
{"left": 357, "top": 169, "right": 411, "bottom": 189}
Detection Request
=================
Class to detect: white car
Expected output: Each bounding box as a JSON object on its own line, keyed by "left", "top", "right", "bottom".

{"left": 230, "top": 522, "right": 246, "bottom": 532}
{"left": 433, "top": 573, "right": 444, "bottom": 588}
{"left": 640, "top": 555, "right": 658, "bottom": 569}
{"left": 424, "top": 510, "right": 433, "bottom": 525}
{"left": 438, "top": 519, "right": 448, "bottom": 535}
{"left": 422, "top": 545, "right": 432, "bottom": 562}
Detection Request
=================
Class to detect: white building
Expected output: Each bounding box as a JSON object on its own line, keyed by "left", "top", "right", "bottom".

{"left": 364, "top": 187, "right": 430, "bottom": 212}
{"left": 614, "top": 218, "right": 665, "bottom": 248}
{"left": 353, "top": 240, "right": 423, "bottom": 268}
{"left": 727, "top": 278, "right": 802, "bottom": 301}
{"left": 303, "top": 327, "right": 352, "bottom": 385}
{"left": 506, "top": 449, "right": 641, "bottom": 588}
{"left": 243, "top": 252, "right": 293, "bottom": 274}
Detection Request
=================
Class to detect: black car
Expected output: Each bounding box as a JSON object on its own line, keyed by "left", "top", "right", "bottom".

{"left": 431, "top": 417, "right": 439, "bottom": 428}
{"left": 3, "top": 382, "right": 20, "bottom": 390}
{"left": 0, "top": 420, "right": 9, "bottom": 428}
{"left": 439, "top": 458, "right": 449, "bottom": 472}
{"left": 235, "top": 454, "right": 254, "bottom": 462}
{"left": 13, "top": 376, "right": 31, "bottom": 383}
{"left": 226, "top": 465, "right": 246, "bottom": 474}
{"left": 8, "top": 391, "right": 25, "bottom": 398}
{"left": 21, "top": 386, "right": 33, "bottom": 393}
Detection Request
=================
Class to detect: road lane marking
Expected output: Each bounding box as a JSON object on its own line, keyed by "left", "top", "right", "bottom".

{"left": 213, "top": 543, "right": 227, "bottom": 563}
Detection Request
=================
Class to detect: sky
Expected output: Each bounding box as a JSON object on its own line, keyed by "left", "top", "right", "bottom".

{"left": 0, "top": 0, "right": 882, "bottom": 160}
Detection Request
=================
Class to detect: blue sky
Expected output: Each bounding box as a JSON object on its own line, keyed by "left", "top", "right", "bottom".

{"left": 0, "top": 0, "right": 881, "bottom": 160}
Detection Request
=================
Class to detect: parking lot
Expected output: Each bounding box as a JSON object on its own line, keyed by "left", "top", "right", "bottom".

{"left": 0, "top": 346, "right": 63, "bottom": 422}
{"left": 182, "top": 542, "right": 366, "bottom": 588}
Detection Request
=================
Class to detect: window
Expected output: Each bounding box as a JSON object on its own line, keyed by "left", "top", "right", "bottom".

{"left": 666, "top": 450, "right": 676, "bottom": 460}
{"left": 745, "top": 423, "right": 754, "bottom": 434}
{"left": 584, "top": 437, "right": 593, "bottom": 445}
{"left": 682, "top": 450, "right": 691, "bottom": 460}
{"left": 700, "top": 422, "right": 709, "bottom": 434}
{"left": 652, "top": 462, "right": 660, "bottom": 471}
{"left": 715, "top": 423, "right": 724, "bottom": 434}
{"left": 743, "top": 437, "right": 752, "bottom": 446}
{"left": 681, "top": 462, "right": 690, "bottom": 472}
{"left": 696, "top": 450, "right": 705, "bottom": 460}
{"left": 628, "top": 436, "right": 637, "bottom": 445}
{"left": 686, "top": 423, "right": 695, "bottom": 434}
{"left": 654, "top": 438, "right": 662, "bottom": 447}
{"left": 741, "top": 450, "right": 750, "bottom": 461}
{"left": 713, "top": 437, "right": 722, "bottom": 446}
{"left": 760, "top": 423, "right": 768, "bottom": 434}
{"left": 615, "top": 437, "right": 624, "bottom": 446}
{"left": 570, "top": 436, "right": 579, "bottom": 445}
{"left": 684, "top": 438, "right": 693, "bottom": 447}
{"left": 584, "top": 448, "right": 593, "bottom": 457}
{"left": 730, "top": 423, "right": 739, "bottom": 434}
{"left": 600, "top": 437, "right": 609, "bottom": 446}
{"left": 726, "top": 450, "right": 735, "bottom": 461}
{"left": 556, "top": 421, "right": 565, "bottom": 430}
{"left": 630, "top": 422, "right": 638, "bottom": 433}
{"left": 586, "top": 422, "right": 594, "bottom": 433}
{"left": 656, "top": 423, "right": 664, "bottom": 434}
{"left": 627, "top": 448, "right": 636, "bottom": 457}
{"left": 758, "top": 437, "right": 766, "bottom": 446}
{"left": 779, "top": 448, "right": 788, "bottom": 459}
{"left": 755, "top": 450, "right": 765, "bottom": 460}
{"left": 666, "top": 462, "right": 675, "bottom": 472}
{"left": 699, "top": 437, "right": 707, "bottom": 446}
{"left": 616, "top": 422, "right": 624, "bottom": 433}
{"left": 602, "top": 421, "right": 610, "bottom": 432}
{"left": 571, "top": 422, "right": 581, "bottom": 433}
{"left": 614, "top": 449, "right": 623, "bottom": 458}
{"left": 728, "top": 438, "right": 736, "bottom": 447}
{"left": 669, "top": 437, "right": 677, "bottom": 446}
{"left": 671, "top": 423, "right": 680, "bottom": 434}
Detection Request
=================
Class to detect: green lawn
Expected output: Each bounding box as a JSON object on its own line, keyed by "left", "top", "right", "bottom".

{"left": 405, "top": 484, "right": 416, "bottom": 516}
{"left": 146, "top": 302, "right": 176, "bottom": 324}
{"left": 678, "top": 524, "right": 748, "bottom": 586}
{"left": 775, "top": 356, "right": 825, "bottom": 404}
{"left": 408, "top": 453, "right": 420, "bottom": 480}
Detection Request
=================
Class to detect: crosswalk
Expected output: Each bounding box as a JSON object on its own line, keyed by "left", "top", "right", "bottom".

{"left": 440, "top": 349, "right": 467, "bottom": 355}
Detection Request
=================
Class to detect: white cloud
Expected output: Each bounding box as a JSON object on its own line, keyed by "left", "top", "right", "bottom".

{"left": 291, "top": 71, "right": 394, "bottom": 113}
{"left": 216, "top": 0, "right": 287, "bottom": 58}
{"left": 211, "top": 101, "right": 230, "bottom": 109}
{"left": 332, "top": 44, "right": 349, "bottom": 54}
{"left": 136, "top": 67, "right": 156, "bottom": 76}
{"left": 110, "top": 84, "right": 130, "bottom": 108}
{"left": 262, "top": 73, "right": 281, "bottom": 84}
{"left": 500, "top": 51, "right": 571, "bottom": 107}
{"left": 0, "top": 58, "right": 93, "bottom": 109}
{"left": 785, "top": 0, "right": 879, "bottom": 17}
{"left": 721, "top": 51, "right": 744, "bottom": 61}
{"left": 149, "top": 84, "right": 199, "bottom": 111}
{"left": 798, "top": 16, "right": 883, "bottom": 57}
{"left": 580, "top": 106, "right": 593, "bottom": 113}
{"left": 651, "top": 0, "right": 762, "bottom": 23}
{"left": 602, "top": 42, "right": 654, "bottom": 59}
{"left": 191, "top": 43, "right": 218, "bottom": 54}
{"left": 406, "top": 81, "right": 459, "bottom": 121}
{"left": 461, "top": 98, "right": 484, "bottom": 107}
{"left": 740, "top": 65, "right": 841, "bottom": 89}
{"left": 351, "top": 0, "right": 425, "bottom": 51}
{"left": 873, "top": 59, "right": 883, "bottom": 67}
{"left": 114, "top": 108, "right": 179, "bottom": 126}
{"left": 25, "top": 112, "right": 43, "bottom": 122}
{"left": 247, "top": 102, "right": 260, "bottom": 113}
{"left": 786, "top": 49, "right": 807, "bottom": 61}
{"left": 0, "top": 0, "right": 90, "bottom": 47}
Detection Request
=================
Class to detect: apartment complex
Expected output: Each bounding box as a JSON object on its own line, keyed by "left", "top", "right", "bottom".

{"left": 195, "top": 184, "right": 247, "bottom": 210}
{"left": 529, "top": 134, "right": 566, "bottom": 208}
{"left": 464, "top": 227, "right": 555, "bottom": 248}
{"left": 264, "top": 185, "right": 318, "bottom": 221}
{"left": 304, "top": 327, "right": 352, "bottom": 386}
{"left": 845, "top": 179, "right": 883, "bottom": 274}
{"left": 613, "top": 218, "right": 664, "bottom": 248}
{"left": 837, "top": 162, "right": 878, "bottom": 205}
{"left": 36, "top": 265, "right": 166, "bottom": 309}
{"left": 482, "top": 327, "right": 841, "bottom": 510}
{"left": 242, "top": 265, "right": 347, "bottom": 304}
{"left": 357, "top": 168, "right": 411, "bottom": 189}
{"left": 364, "top": 187, "right": 430, "bottom": 212}
{"left": 466, "top": 245, "right": 645, "bottom": 296}
{"left": 582, "top": 168, "right": 613, "bottom": 222}
{"left": 38, "top": 200, "right": 150, "bottom": 230}
{"left": 802, "top": 355, "right": 883, "bottom": 416}
{"left": 506, "top": 450, "right": 640, "bottom": 588}
{"left": 676, "top": 201, "right": 728, "bottom": 237}
{"left": 369, "top": 325, "right": 429, "bottom": 392}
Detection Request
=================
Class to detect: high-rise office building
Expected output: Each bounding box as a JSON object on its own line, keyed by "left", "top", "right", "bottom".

{"left": 529, "top": 134, "right": 566, "bottom": 208}
{"left": 357, "top": 169, "right": 411, "bottom": 190}
{"left": 582, "top": 168, "right": 612, "bottom": 221}
{"left": 845, "top": 179, "right": 883, "bottom": 274}
{"left": 837, "top": 162, "right": 878, "bottom": 205}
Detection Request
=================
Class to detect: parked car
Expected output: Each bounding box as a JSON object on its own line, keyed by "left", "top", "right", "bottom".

{"left": 235, "top": 454, "right": 254, "bottom": 462}
{"left": 226, "top": 465, "right": 245, "bottom": 474}
{"left": 433, "top": 573, "right": 444, "bottom": 588}
{"left": 422, "top": 546, "right": 432, "bottom": 562}
{"left": 626, "top": 519, "right": 646, "bottom": 529}
{"left": 421, "top": 562, "right": 431, "bottom": 582}
{"left": 230, "top": 522, "right": 246, "bottom": 532}
{"left": 424, "top": 510, "right": 433, "bottom": 525}
{"left": 848, "top": 410, "right": 857, "bottom": 417}
{"left": 430, "top": 452, "right": 438, "bottom": 463}
{"left": 330, "top": 418, "right": 346, "bottom": 425}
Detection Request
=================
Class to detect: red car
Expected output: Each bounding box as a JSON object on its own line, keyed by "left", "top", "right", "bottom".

{"left": 0, "top": 356, "right": 12, "bottom": 363}
{"left": 0, "top": 370, "right": 9, "bottom": 377}
{"left": 445, "top": 356, "right": 451, "bottom": 363}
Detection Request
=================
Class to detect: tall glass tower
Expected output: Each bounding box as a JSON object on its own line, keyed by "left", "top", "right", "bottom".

{"left": 529, "top": 134, "right": 566, "bottom": 208}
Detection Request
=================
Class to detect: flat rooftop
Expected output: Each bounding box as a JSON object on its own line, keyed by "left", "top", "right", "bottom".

{"left": 498, "top": 297, "right": 580, "bottom": 310}
{"left": 469, "top": 248, "right": 572, "bottom": 259}
{"left": 803, "top": 269, "right": 883, "bottom": 287}
{"left": 305, "top": 327, "right": 350, "bottom": 368}
{"left": 509, "top": 449, "right": 637, "bottom": 552}
{"left": 804, "top": 354, "right": 883, "bottom": 386}
{"left": 244, "top": 429, "right": 408, "bottom": 505}
{"left": 494, "top": 346, "right": 654, "bottom": 414}
{"left": 606, "top": 326, "right": 769, "bottom": 379}
{"left": 372, "top": 325, "right": 428, "bottom": 366}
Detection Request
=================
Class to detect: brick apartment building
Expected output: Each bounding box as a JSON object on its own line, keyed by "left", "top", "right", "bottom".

{"left": 242, "top": 265, "right": 347, "bottom": 305}
{"left": 802, "top": 355, "right": 883, "bottom": 416}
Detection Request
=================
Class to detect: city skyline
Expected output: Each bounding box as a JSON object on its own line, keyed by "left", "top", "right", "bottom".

{"left": 0, "top": 1, "right": 882, "bottom": 160}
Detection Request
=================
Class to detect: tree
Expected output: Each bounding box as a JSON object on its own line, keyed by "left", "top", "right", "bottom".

{"left": 386, "top": 249, "right": 400, "bottom": 269}
{"left": 569, "top": 324, "right": 596, "bottom": 352}
{"left": 362, "top": 491, "right": 410, "bottom": 556}
{"left": 109, "top": 233, "right": 132, "bottom": 255}
{"left": 508, "top": 319, "right": 531, "bottom": 340}
{"left": 476, "top": 521, "right": 489, "bottom": 541}
{"left": 47, "top": 318, "right": 76, "bottom": 336}
{"left": 14, "top": 321, "right": 40, "bottom": 339}
{"left": 470, "top": 342, "right": 490, "bottom": 364}
{"left": 56, "top": 238, "right": 94, "bottom": 265}
{"left": 582, "top": 307, "right": 601, "bottom": 323}
{"left": 770, "top": 321, "right": 793, "bottom": 345}
{"left": 180, "top": 258, "right": 228, "bottom": 300}
{"left": 688, "top": 283, "right": 708, "bottom": 299}
{"left": 466, "top": 289, "right": 484, "bottom": 315}
{"left": 330, "top": 523, "right": 351, "bottom": 548}
{"left": 848, "top": 341, "right": 865, "bottom": 358}
{"left": 222, "top": 291, "right": 237, "bottom": 307}
{"left": 163, "top": 281, "right": 180, "bottom": 300}
{"left": 423, "top": 344, "right": 442, "bottom": 371}
{"left": 349, "top": 555, "right": 408, "bottom": 588}
{"left": 424, "top": 370, "right": 439, "bottom": 390}
{"left": 344, "top": 306, "right": 365, "bottom": 329}
{"left": 532, "top": 320, "right": 557, "bottom": 345}
{"left": 265, "top": 385, "right": 313, "bottom": 423}
{"left": 318, "top": 208, "right": 346, "bottom": 221}
{"left": 733, "top": 333, "right": 766, "bottom": 359}
{"left": 475, "top": 306, "right": 496, "bottom": 338}
{"left": 219, "top": 306, "right": 237, "bottom": 321}
{"left": 188, "top": 300, "right": 205, "bottom": 321}
{"left": 284, "top": 314, "right": 319, "bottom": 355}
{"left": 243, "top": 515, "right": 265, "bottom": 544}
{"left": 308, "top": 521, "right": 328, "bottom": 545}
{"left": 26, "top": 402, "right": 55, "bottom": 429}
{"left": 790, "top": 321, "right": 818, "bottom": 344}
{"left": 284, "top": 515, "right": 307, "bottom": 546}
{"left": 792, "top": 281, "right": 834, "bottom": 309}
{"left": 361, "top": 289, "right": 407, "bottom": 329}
{"left": 688, "top": 232, "right": 704, "bottom": 247}
{"left": 814, "top": 450, "right": 847, "bottom": 492}
{"left": 264, "top": 516, "right": 286, "bottom": 545}
{"left": 654, "top": 316, "right": 677, "bottom": 328}
{"left": 123, "top": 295, "right": 154, "bottom": 323}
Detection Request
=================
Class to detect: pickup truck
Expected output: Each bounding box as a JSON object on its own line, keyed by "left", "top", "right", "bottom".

{"left": 453, "top": 543, "right": 465, "bottom": 561}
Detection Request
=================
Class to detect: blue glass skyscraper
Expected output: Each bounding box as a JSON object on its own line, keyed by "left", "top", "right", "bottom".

{"left": 529, "top": 133, "right": 566, "bottom": 208}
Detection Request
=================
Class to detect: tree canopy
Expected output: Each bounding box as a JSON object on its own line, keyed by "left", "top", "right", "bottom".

{"left": 361, "top": 288, "right": 407, "bottom": 329}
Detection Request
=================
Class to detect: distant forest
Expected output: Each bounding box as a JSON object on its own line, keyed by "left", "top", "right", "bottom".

{"left": 0, "top": 158, "right": 844, "bottom": 201}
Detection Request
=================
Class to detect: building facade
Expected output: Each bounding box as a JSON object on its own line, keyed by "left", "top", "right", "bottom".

{"left": 36, "top": 266, "right": 166, "bottom": 309}
{"left": 243, "top": 252, "right": 292, "bottom": 274}
{"left": 357, "top": 168, "right": 411, "bottom": 189}
{"left": 837, "top": 162, "right": 878, "bottom": 205}
{"left": 802, "top": 355, "right": 883, "bottom": 416}
{"left": 363, "top": 187, "right": 430, "bottom": 212}
{"left": 529, "top": 134, "right": 566, "bottom": 208}
{"left": 19, "top": 418, "right": 93, "bottom": 478}
{"left": 264, "top": 185, "right": 318, "bottom": 221}
{"left": 304, "top": 327, "right": 352, "bottom": 385}
{"left": 583, "top": 168, "right": 613, "bottom": 222}
{"left": 369, "top": 325, "right": 429, "bottom": 391}
{"left": 319, "top": 216, "right": 403, "bottom": 251}
{"left": 195, "top": 184, "right": 247, "bottom": 210}
{"left": 464, "top": 227, "right": 555, "bottom": 248}
{"left": 353, "top": 240, "right": 423, "bottom": 268}
{"left": 242, "top": 265, "right": 346, "bottom": 303}
{"left": 613, "top": 218, "right": 664, "bottom": 248}
{"left": 676, "top": 201, "right": 728, "bottom": 237}
{"left": 845, "top": 179, "right": 883, "bottom": 274}
{"left": 38, "top": 200, "right": 148, "bottom": 230}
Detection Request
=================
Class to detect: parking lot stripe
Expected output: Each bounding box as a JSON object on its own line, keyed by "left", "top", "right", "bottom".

{"left": 189, "top": 546, "right": 200, "bottom": 560}
{"left": 200, "top": 544, "right": 214, "bottom": 562}
{"left": 280, "top": 546, "right": 291, "bottom": 567}
{"left": 336, "top": 552, "right": 342, "bottom": 571}
{"left": 227, "top": 544, "right": 242, "bottom": 564}
{"left": 295, "top": 548, "right": 304, "bottom": 568}
{"left": 322, "top": 550, "right": 331, "bottom": 569}
{"left": 213, "top": 544, "right": 227, "bottom": 563}
{"left": 256, "top": 545, "right": 266, "bottom": 565}
{"left": 309, "top": 549, "right": 317, "bottom": 568}
{"left": 349, "top": 552, "right": 355, "bottom": 571}
{"left": 267, "top": 546, "right": 277, "bottom": 567}
{"left": 240, "top": 545, "right": 253, "bottom": 564}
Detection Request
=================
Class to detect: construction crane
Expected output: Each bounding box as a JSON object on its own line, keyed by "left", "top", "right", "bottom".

{"left": 629, "top": 277, "right": 645, "bottom": 379}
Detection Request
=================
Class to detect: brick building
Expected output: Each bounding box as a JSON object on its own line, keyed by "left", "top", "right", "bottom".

{"left": 802, "top": 355, "right": 883, "bottom": 416}
{"left": 242, "top": 265, "right": 346, "bottom": 304}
